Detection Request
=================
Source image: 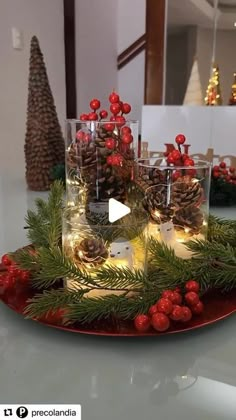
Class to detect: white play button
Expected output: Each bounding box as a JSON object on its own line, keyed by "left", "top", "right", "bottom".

{"left": 108, "top": 198, "right": 131, "bottom": 223}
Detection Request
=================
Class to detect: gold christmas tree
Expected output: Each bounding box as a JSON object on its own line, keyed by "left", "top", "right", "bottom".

{"left": 228, "top": 73, "right": 236, "bottom": 105}
{"left": 204, "top": 63, "right": 222, "bottom": 106}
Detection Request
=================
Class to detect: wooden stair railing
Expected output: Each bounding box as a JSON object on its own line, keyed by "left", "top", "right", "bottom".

{"left": 117, "top": 34, "right": 147, "bottom": 70}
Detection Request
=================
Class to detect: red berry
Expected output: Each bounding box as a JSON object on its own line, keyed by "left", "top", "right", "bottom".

{"left": 185, "top": 280, "right": 200, "bottom": 293}
{"left": 76, "top": 130, "right": 85, "bottom": 141}
{"left": 167, "top": 155, "right": 175, "bottom": 165}
{"left": 174, "top": 286, "right": 181, "bottom": 293}
{"left": 109, "top": 92, "right": 120, "bottom": 104}
{"left": 184, "top": 158, "right": 195, "bottom": 167}
{"left": 213, "top": 171, "right": 220, "bottom": 179}
{"left": 175, "top": 134, "right": 186, "bottom": 145}
{"left": 3, "top": 274, "right": 16, "bottom": 290}
{"left": 172, "top": 171, "right": 181, "bottom": 181}
{"left": 104, "top": 122, "right": 114, "bottom": 132}
{"left": 8, "top": 265, "right": 21, "bottom": 278}
{"left": 121, "top": 102, "right": 131, "bottom": 114}
{"left": 171, "top": 150, "right": 181, "bottom": 161}
{"left": 192, "top": 301, "right": 204, "bottom": 315}
{"left": 161, "top": 290, "right": 174, "bottom": 300}
{"left": 156, "top": 298, "right": 173, "bottom": 315}
{"left": 171, "top": 292, "right": 182, "bottom": 305}
{"left": 169, "top": 305, "right": 183, "bottom": 321}
{"left": 110, "top": 103, "right": 121, "bottom": 115}
{"left": 122, "top": 133, "right": 133, "bottom": 144}
{"left": 226, "top": 175, "right": 231, "bottom": 182}
{"left": 229, "top": 166, "right": 235, "bottom": 173}
{"left": 1, "top": 254, "right": 12, "bottom": 266}
{"left": 213, "top": 165, "right": 219, "bottom": 172}
{"left": 115, "top": 115, "right": 126, "bottom": 127}
{"left": 148, "top": 304, "right": 158, "bottom": 316}
{"left": 182, "top": 154, "right": 189, "bottom": 161}
{"left": 152, "top": 313, "right": 170, "bottom": 332}
{"left": 181, "top": 306, "right": 192, "bottom": 322}
{"left": 99, "top": 109, "right": 108, "bottom": 119}
{"left": 110, "top": 116, "right": 116, "bottom": 122}
{"left": 112, "top": 154, "right": 123, "bottom": 166}
{"left": 121, "top": 126, "right": 131, "bottom": 135}
{"left": 79, "top": 113, "right": 88, "bottom": 121}
{"left": 185, "top": 291, "right": 199, "bottom": 306}
{"left": 88, "top": 112, "right": 98, "bottom": 121}
{"left": 19, "top": 270, "right": 30, "bottom": 283}
{"left": 84, "top": 133, "right": 91, "bottom": 142}
{"left": 105, "top": 138, "right": 116, "bottom": 150}
{"left": 134, "top": 314, "right": 151, "bottom": 332}
{"left": 222, "top": 169, "right": 228, "bottom": 175}
{"left": 219, "top": 161, "right": 226, "bottom": 169}
{"left": 106, "top": 155, "right": 114, "bottom": 165}
{"left": 90, "top": 98, "right": 100, "bottom": 110}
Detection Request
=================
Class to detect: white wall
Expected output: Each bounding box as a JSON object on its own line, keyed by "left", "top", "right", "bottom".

{"left": 0, "top": 0, "right": 66, "bottom": 177}
{"left": 197, "top": 28, "right": 236, "bottom": 104}
{"left": 117, "top": 0, "right": 146, "bottom": 129}
{"left": 75, "top": 0, "right": 118, "bottom": 115}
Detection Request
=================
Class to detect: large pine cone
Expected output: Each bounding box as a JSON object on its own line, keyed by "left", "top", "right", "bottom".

{"left": 173, "top": 205, "right": 203, "bottom": 234}
{"left": 74, "top": 238, "right": 108, "bottom": 267}
{"left": 172, "top": 176, "right": 202, "bottom": 209}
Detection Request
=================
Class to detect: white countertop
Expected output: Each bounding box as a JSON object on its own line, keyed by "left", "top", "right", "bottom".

{"left": 1, "top": 172, "right": 236, "bottom": 420}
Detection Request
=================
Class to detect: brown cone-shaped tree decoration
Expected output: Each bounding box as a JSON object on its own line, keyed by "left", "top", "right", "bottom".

{"left": 25, "top": 36, "right": 65, "bottom": 191}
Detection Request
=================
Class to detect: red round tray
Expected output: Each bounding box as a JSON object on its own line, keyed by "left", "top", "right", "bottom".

{"left": 1, "top": 280, "right": 236, "bottom": 336}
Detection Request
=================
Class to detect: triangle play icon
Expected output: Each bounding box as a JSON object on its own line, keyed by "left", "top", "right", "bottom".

{"left": 108, "top": 198, "right": 131, "bottom": 223}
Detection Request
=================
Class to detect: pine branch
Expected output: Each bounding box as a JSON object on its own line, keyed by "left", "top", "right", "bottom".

{"left": 67, "top": 291, "right": 160, "bottom": 324}
{"left": 148, "top": 237, "right": 191, "bottom": 285}
{"left": 25, "top": 181, "right": 64, "bottom": 248}
{"left": 24, "top": 288, "right": 87, "bottom": 319}
{"left": 208, "top": 214, "right": 236, "bottom": 245}
{"left": 95, "top": 265, "right": 153, "bottom": 290}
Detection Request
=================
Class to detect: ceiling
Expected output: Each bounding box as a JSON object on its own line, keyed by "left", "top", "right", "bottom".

{"left": 168, "top": 0, "right": 236, "bottom": 29}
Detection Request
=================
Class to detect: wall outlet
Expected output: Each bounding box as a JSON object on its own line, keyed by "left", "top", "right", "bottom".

{"left": 12, "top": 27, "right": 24, "bottom": 50}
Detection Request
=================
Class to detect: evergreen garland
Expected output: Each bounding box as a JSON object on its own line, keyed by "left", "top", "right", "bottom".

{"left": 10, "top": 181, "right": 236, "bottom": 325}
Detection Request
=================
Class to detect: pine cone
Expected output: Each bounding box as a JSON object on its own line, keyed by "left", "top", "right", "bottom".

{"left": 172, "top": 176, "right": 202, "bottom": 209}
{"left": 136, "top": 167, "right": 165, "bottom": 192}
{"left": 143, "top": 185, "right": 174, "bottom": 223}
{"left": 74, "top": 238, "right": 108, "bottom": 267}
{"left": 90, "top": 163, "right": 126, "bottom": 202}
{"left": 173, "top": 205, "right": 203, "bottom": 234}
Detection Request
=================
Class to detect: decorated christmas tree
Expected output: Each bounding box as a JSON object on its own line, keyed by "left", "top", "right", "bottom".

{"left": 25, "top": 36, "right": 65, "bottom": 191}
{"left": 204, "top": 63, "right": 222, "bottom": 106}
{"left": 228, "top": 73, "right": 236, "bottom": 105}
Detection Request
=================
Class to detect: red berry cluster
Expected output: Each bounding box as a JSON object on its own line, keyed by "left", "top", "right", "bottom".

{"left": 0, "top": 253, "right": 30, "bottom": 292}
{"left": 213, "top": 162, "right": 236, "bottom": 185}
{"left": 77, "top": 91, "right": 133, "bottom": 167}
{"left": 134, "top": 280, "right": 203, "bottom": 333}
{"left": 165, "top": 134, "right": 196, "bottom": 178}
{"left": 79, "top": 91, "right": 131, "bottom": 123}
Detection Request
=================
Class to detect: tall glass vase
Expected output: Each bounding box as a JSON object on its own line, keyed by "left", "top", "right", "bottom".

{"left": 136, "top": 158, "right": 211, "bottom": 258}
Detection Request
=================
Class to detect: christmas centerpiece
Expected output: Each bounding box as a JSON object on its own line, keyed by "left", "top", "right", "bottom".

{"left": 1, "top": 92, "right": 236, "bottom": 336}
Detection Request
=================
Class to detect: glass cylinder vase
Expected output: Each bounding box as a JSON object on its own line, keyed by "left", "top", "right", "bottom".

{"left": 65, "top": 120, "right": 139, "bottom": 215}
{"left": 136, "top": 158, "right": 211, "bottom": 259}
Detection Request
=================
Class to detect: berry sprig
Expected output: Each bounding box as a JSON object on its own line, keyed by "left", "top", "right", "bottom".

{"left": 213, "top": 162, "right": 236, "bottom": 185}
{"left": 76, "top": 91, "right": 134, "bottom": 167}
{"left": 134, "top": 279, "right": 204, "bottom": 333}
{"left": 166, "top": 134, "right": 195, "bottom": 170}
{"left": 79, "top": 91, "right": 132, "bottom": 123}
{"left": 0, "top": 253, "right": 31, "bottom": 292}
